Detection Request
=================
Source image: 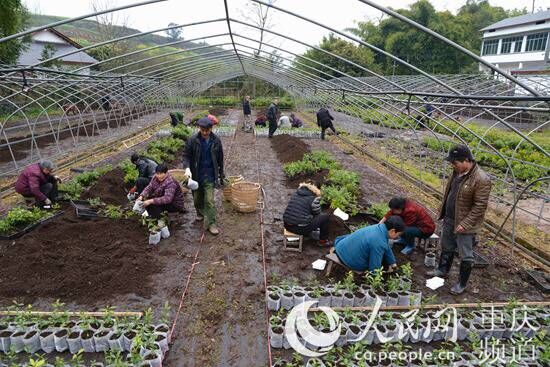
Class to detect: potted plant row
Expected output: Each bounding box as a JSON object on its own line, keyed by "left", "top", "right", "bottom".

{"left": 268, "top": 305, "right": 548, "bottom": 350}
{"left": 0, "top": 304, "right": 172, "bottom": 363}
{"left": 267, "top": 266, "right": 421, "bottom": 312}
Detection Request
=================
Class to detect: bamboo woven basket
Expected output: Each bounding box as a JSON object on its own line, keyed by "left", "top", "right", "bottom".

{"left": 231, "top": 181, "right": 261, "bottom": 213}
{"left": 222, "top": 175, "right": 244, "bottom": 202}
{"left": 168, "top": 169, "right": 187, "bottom": 182}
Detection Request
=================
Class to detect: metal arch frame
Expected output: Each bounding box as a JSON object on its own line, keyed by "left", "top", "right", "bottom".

{"left": 223, "top": 0, "right": 246, "bottom": 75}
{"left": 0, "top": 0, "right": 547, "bottom": 238}
{"left": 0, "top": 0, "right": 168, "bottom": 44}
{"left": 252, "top": 0, "right": 549, "bottom": 159}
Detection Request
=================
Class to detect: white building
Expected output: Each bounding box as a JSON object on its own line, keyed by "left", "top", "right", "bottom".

{"left": 17, "top": 28, "right": 97, "bottom": 73}
{"left": 479, "top": 10, "right": 550, "bottom": 75}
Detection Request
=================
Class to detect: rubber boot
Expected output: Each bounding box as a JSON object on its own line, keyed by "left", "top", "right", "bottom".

{"left": 426, "top": 251, "right": 454, "bottom": 277}
{"left": 450, "top": 261, "right": 473, "bottom": 295}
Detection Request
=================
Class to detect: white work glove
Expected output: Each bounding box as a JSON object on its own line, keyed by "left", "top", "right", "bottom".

{"left": 44, "top": 198, "right": 52, "bottom": 206}
{"left": 127, "top": 192, "right": 137, "bottom": 201}
{"left": 184, "top": 168, "right": 192, "bottom": 179}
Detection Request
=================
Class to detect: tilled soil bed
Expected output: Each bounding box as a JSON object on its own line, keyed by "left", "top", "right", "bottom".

{"left": 270, "top": 134, "right": 311, "bottom": 164}
{"left": 82, "top": 167, "right": 129, "bottom": 206}
{"left": 0, "top": 208, "right": 156, "bottom": 304}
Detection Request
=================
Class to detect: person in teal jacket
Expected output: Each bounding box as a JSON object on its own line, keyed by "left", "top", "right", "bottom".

{"left": 334, "top": 216, "right": 405, "bottom": 272}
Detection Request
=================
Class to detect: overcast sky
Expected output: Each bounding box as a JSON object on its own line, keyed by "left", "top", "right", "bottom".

{"left": 22, "top": 0, "right": 550, "bottom": 56}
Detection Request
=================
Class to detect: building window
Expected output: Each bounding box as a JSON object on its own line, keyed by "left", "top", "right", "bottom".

{"left": 482, "top": 39, "right": 499, "bottom": 55}
{"left": 501, "top": 36, "right": 523, "bottom": 54}
{"left": 525, "top": 32, "right": 548, "bottom": 52}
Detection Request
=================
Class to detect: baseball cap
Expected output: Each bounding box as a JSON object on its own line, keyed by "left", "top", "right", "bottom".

{"left": 445, "top": 144, "right": 474, "bottom": 162}
{"left": 197, "top": 117, "right": 213, "bottom": 128}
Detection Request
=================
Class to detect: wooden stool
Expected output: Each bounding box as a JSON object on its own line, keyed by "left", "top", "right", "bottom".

{"left": 418, "top": 233, "right": 439, "bottom": 252}
{"left": 283, "top": 229, "right": 303, "bottom": 252}
{"left": 325, "top": 251, "right": 364, "bottom": 277}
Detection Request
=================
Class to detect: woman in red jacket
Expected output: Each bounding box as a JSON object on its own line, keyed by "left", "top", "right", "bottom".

{"left": 380, "top": 197, "right": 435, "bottom": 255}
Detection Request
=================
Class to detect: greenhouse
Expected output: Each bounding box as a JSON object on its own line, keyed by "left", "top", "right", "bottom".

{"left": 0, "top": 0, "right": 548, "bottom": 366}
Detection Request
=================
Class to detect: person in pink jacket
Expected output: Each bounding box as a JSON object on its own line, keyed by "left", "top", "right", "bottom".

{"left": 15, "top": 160, "right": 59, "bottom": 207}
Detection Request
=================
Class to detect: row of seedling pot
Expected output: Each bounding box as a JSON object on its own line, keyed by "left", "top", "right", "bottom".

{"left": 269, "top": 307, "right": 549, "bottom": 350}
{"left": 0, "top": 321, "right": 169, "bottom": 366}
{"left": 266, "top": 282, "right": 421, "bottom": 311}
{"left": 274, "top": 341, "right": 548, "bottom": 367}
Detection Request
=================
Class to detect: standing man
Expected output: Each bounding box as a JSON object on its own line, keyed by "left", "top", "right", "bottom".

{"left": 15, "top": 160, "right": 59, "bottom": 208}
{"left": 182, "top": 117, "right": 225, "bottom": 235}
{"left": 427, "top": 145, "right": 492, "bottom": 295}
{"left": 380, "top": 197, "right": 435, "bottom": 255}
{"left": 316, "top": 107, "right": 337, "bottom": 140}
{"left": 266, "top": 98, "right": 280, "bottom": 138}
{"left": 242, "top": 95, "right": 252, "bottom": 132}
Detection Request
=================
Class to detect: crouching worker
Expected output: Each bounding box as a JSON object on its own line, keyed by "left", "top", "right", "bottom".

{"left": 128, "top": 153, "right": 158, "bottom": 199}
{"left": 283, "top": 182, "right": 331, "bottom": 247}
{"left": 333, "top": 216, "right": 405, "bottom": 273}
{"left": 255, "top": 115, "right": 267, "bottom": 127}
{"left": 169, "top": 112, "right": 184, "bottom": 127}
{"left": 290, "top": 113, "right": 303, "bottom": 128}
{"left": 15, "top": 159, "right": 60, "bottom": 208}
{"left": 138, "top": 163, "right": 185, "bottom": 220}
{"left": 380, "top": 197, "right": 435, "bottom": 255}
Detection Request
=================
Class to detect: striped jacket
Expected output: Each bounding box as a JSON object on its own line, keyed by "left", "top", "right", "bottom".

{"left": 141, "top": 174, "right": 184, "bottom": 210}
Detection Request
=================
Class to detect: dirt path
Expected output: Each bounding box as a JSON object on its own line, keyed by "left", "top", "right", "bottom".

{"left": 164, "top": 110, "right": 269, "bottom": 366}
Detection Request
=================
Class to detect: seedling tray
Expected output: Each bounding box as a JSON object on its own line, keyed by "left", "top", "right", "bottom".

{"left": 0, "top": 211, "right": 64, "bottom": 240}
{"left": 525, "top": 269, "right": 550, "bottom": 294}
{"left": 70, "top": 200, "right": 106, "bottom": 219}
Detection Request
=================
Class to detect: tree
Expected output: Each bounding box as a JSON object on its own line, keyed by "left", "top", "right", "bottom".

{"left": 343, "top": 0, "right": 527, "bottom": 75}
{"left": 0, "top": 0, "right": 29, "bottom": 64}
{"left": 295, "top": 33, "right": 381, "bottom": 79}
{"left": 165, "top": 23, "right": 182, "bottom": 42}
{"left": 87, "top": 0, "right": 131, "bottom": 70}
{"left": 39, "top": 44, "right": 62, "bottom": 69}
{"left": 239, "top": 1, "right": 278, "bottom": 57}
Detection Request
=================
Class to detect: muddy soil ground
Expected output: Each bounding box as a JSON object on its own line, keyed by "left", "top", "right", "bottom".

{"left": 0, "top": 108, "right": 546, "bottom": 367}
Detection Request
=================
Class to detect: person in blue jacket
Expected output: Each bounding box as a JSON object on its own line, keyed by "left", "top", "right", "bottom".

{"left": 334, "top": 216, "right": 405, "bottom": 272}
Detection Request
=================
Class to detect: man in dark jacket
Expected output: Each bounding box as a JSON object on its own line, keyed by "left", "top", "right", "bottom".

{"left": 266, "top": 98, "right": 280, "bottom": 138}
{"left": 15, "top": 160, "right": 59, "bottom": 207}
{"left": 182, "top": 117, "right": 225, "bottom": 235}
{"left": 380, "top": 197, "right": 435, "bottom": 255}
{"left": 316, "top": 107, "right": 337, "bottom": 140}
{"left": 283, "top": 183, "right": 331, "bottom": 246}
{"left": 242, "top": 96, "right": 252, "bottom": 132}
{"left": 427, "top": 145, "right": 492, "bottom": 295}
{"left": 130, "top": 153, "right": 158, "bottom": 195}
